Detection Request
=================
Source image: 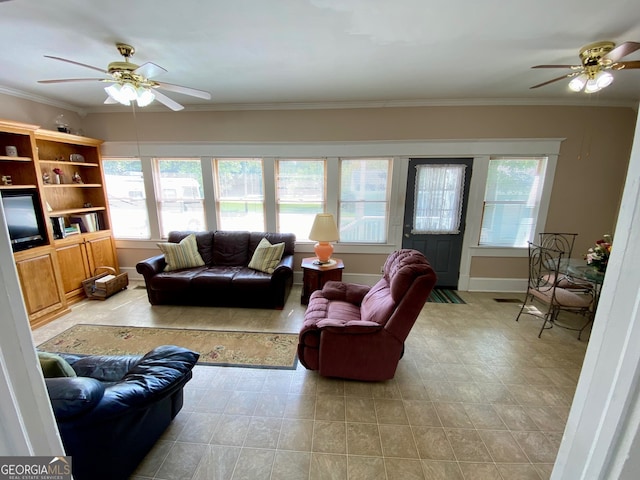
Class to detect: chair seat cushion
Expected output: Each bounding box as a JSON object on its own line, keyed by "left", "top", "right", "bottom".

{"left": 304, "top": 297, "right": 362, "bottom": 326}
{"left": 149, "top": 266, "right": 207, "bottom": 290}
{"left": 530, "top": 285, "right": 592, "bottom": 308}
{"left": 542, "top": 273, "right": 593, "bottom": 290}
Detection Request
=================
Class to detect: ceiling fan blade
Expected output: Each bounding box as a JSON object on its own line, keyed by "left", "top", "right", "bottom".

{"left": 38, "top": 78, "right": 107, "bottom": 84}
{"left": 155, "top": 81, "right": 211, "bottom": 100}
{"left": 44, "top": 55, "right": 108, "bottom": 73}
{"left": 104, "top": 96, "right": 118, "bottom": 104}
{"left": 613, "top": 60, "right": 640, "bottom": 69}
{"left": 530, "top": 73, "right": 574, "bottom": 89}
{"left": 153, "top": 90, "right": 184, "bottom": 111}
{"left": 532, "top": 64, "right": 580, "bottom": 69}
{"left": 604, "top": 41, "right": 640, "bottom": 63}
{"left": 133, "top": 62, "right": 167, "bottom": 79}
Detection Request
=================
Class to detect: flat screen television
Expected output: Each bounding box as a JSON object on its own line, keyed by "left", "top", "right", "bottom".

{"left": 1, "top": 189, "right": 47, "bottom": 252}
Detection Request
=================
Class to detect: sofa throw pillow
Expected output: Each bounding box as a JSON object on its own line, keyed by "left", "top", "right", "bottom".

{"left": 157, "top": 233, "right": 205, "bottom": 272}
{"left": 248, "top": 237, "right": 285, "bottom": 274}
{"left": 38, "top": 351, "right": 77, "bottom": 378}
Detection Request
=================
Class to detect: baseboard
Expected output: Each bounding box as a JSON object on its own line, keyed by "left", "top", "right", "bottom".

{"left": 120, "top": 266, "right": 143, "bottom": 281}
{"left": 467, "top": 277, "right": 528, "bottom": 293}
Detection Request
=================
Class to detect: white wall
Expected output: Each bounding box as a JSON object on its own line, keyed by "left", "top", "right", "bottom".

{"left": 0, "top": 205, "right": 64, "bottom": 455}
{"left": 552, "top": 108, "right": 640, "bottom": 478}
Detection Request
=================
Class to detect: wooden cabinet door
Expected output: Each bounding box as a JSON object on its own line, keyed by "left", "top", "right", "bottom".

{"left": 55, "top": 240, "right": 91, "bottom": 300}
{"left": 85, "top": 233, "right": 117, "bottom": 274}
{"left": 15, "top": 250, "right": 65, "bottom": 326}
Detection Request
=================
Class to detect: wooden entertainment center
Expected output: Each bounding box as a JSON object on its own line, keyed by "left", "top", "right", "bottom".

{"left": 0, "top": 119, "right": 119, "bottom": 328}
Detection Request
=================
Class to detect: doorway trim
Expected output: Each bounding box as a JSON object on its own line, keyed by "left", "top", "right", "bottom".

{"left": 391, "top": 138, "right": 563, "bottom": 290}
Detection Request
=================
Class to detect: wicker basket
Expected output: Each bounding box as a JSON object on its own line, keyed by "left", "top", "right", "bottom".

{"left": 82, "top": 266, "right": 128, "bottom": 300}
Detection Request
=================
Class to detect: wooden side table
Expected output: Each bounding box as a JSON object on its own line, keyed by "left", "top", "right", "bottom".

{"left": 301, "top": 257, "right": 344, "bottom": 304}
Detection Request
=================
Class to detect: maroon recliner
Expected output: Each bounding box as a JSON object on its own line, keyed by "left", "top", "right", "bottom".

{"left": 298, "top": 249, "right": 437, "bottom": 381}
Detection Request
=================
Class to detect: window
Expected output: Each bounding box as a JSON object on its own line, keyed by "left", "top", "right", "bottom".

{"left": 276, "top": 159, "right": 325, "bottom": 241}
{"left": 103, "top": 159, "right": 150, "bottom": 239}
{"left": 215, "top": 158, "right": 265, "bottom": 231}
{"left": 480, "top": 157, "right": 547, "bottom": 247}
{"left": 154, "top": 158, "right": 205, "bottom": 237}
{"left": 339, "top": 158, "right": 391, "bottom": 243}
{"left": 413, "top": 163, "right": 466, "bottom": 234}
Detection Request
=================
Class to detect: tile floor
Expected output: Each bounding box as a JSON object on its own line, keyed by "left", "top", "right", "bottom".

{"left": 33, "top": 282, "right": 590, "bottom": 480}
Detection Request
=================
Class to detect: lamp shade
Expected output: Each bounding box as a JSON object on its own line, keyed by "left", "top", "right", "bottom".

{"left": 309, "top": 213, "right": 339, "bottom": 242}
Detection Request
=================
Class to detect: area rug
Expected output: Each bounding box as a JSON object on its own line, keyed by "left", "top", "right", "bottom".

{"left": 38, "top": 324, "right": 298, "bottom": 370}
{"left": 427, "top": 289, "right": 466, "bottom": 304}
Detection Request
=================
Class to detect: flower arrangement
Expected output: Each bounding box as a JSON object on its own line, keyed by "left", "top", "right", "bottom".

{"left": 586, "top": 234, "right": 612, "bottom": 272}
{"left": 52, "top": 167, "right": 64, "bottom": 184}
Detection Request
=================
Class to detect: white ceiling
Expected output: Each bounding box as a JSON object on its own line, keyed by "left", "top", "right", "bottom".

{"left": 1, "top": 0, "right": 640, "bottom": 113}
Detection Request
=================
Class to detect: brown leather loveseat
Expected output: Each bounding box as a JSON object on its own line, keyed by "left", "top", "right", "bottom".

{"left": 136, "top": 230, "right": 295, "bottom": 309}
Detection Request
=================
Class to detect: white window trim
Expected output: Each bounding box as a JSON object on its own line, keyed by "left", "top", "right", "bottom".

{"left": 104, "top": 139, "right": 563, "bottom": 265}
{"left": 458, "top": 154, "right": 558, "bottom": 289}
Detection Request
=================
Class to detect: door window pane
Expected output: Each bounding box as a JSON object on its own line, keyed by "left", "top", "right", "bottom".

{"left": 339, "top": 158, "right": 390, "bottom": 243}
{"left": 276, "top": 159, "right": 325, "bottom": 240}
{"left": 480, "top": 157, "right": 545, "bottom": 247}
{"left": 103, "top": 159, "right": 150, "bottom": 239}
{"left": 215, "top": 158, "right": 265, "bottom": 231}
{"left": 155, "top": 158, "right": 205, "bottom": 237}
{"left": 413, "top": 164, "right": 466, "bottom": 234}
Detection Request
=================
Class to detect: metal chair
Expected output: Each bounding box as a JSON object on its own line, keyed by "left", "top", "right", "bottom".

{"left": 538, "top": 232, "right": 592, "bottom": 290}
{"left": 516, "top": 242, "right": 595, "bottom": 339}
{"left": 538, "top": 232, "right": 578, "bottom": 258}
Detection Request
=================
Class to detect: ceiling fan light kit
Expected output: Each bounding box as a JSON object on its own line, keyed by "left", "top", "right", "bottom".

{"left": 568, "top": 73, "right": 588, "bottom": 92}
{"left": 104, "top": 82, "right": 155, "bottom": 107}
{"left": 569, "top": 70, "right": 614, "bottom": 93}
{"left": 135, "top": 87, "right": 155, "bottom": 107}
{"left": 530, "top": 40, "right": 640, "bottom": 92}
{"left": 39, "top": 43, "right": 211, "bottom": 111}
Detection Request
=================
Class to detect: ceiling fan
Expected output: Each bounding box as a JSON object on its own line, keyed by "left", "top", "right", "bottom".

{"left": 38, "top": 43, "right": 211, "bottom": 111}
{"left": 530, "top": 40, "right": 640, "bottom": 93}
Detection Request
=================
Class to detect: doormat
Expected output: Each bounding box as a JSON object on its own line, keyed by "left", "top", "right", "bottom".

{"left": 427, "top": 289, "right": 466, "bottom": 304}
{"left": 37, "top": 324, "right": 298, "bottom": 370}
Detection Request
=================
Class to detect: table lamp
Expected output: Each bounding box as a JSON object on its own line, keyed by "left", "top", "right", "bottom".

{"left": 309, "top": 213, "right": 339, "bottom": 265}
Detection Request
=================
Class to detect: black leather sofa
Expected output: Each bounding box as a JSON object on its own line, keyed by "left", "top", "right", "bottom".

{"left": 136, "top": 230, "right": 296, "bottom": 309}
{"left": 44, "top": 345, "right": 199, "bottom": 480}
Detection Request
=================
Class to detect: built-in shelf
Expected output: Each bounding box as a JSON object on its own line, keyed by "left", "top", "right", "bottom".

{"left": 0, "top": 156, "right": 32, "bottom": 162}
{"left": 0, "top": 184, "right": 37, "bottom": 189}
{"left": 2, "top": 119, "right": 117, "bottom": 329}
{"left": 43, "top": 183, "right": 102, "bottom": 188}
{"left": 39, "top": 160, "right": 98, "bottom": 167}
{"left": 48, "top": 206, "right": 106, "bottom": 216}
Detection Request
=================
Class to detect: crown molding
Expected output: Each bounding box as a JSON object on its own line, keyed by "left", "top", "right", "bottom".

{"left": 83, "top": 97, "right": 640, "bottom": 113}
{"left": 1, "top": 84, "right": 637, "bottom": 114}
{"left": 0, "top": 85, "right": 88, "bottom": 116}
